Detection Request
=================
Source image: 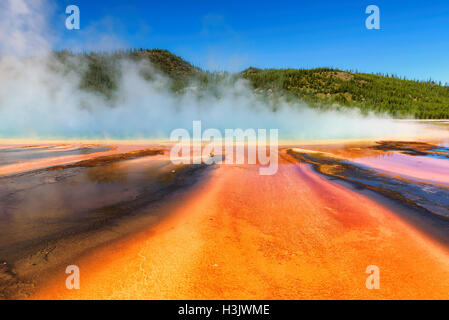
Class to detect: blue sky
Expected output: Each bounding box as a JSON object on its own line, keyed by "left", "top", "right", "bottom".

{"left": 55, "top": 0, "right": 449, "bottom": 83}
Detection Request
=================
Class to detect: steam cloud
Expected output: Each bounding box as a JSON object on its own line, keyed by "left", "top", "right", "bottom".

{"left": 0, "top": 0, "right": 423, "bottom": 141}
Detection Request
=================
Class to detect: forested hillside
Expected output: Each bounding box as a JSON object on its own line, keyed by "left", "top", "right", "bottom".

{"left": 242, "top": 68, "right": 449, "bottom": 118}
{"left": 54, "top": 49, "right": 449, "bottom": 119}
{"left": 55, "top": 49, "right": 203, "bottom": 96}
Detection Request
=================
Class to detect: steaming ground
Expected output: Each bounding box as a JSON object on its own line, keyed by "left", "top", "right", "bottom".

{"left": 0, "top": 0, "right": 430, "bottom": 142}
{"left": 0, "top": 54, "right": 428, "bottom": 141}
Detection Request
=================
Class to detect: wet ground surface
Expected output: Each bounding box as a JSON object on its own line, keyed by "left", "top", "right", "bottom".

{"left": 288, "top": 143, "right": 449, "bottom": 219}
{"left": 2, "top": 139, "right": 449, "bottom": 299}
{"left": 0, "top": 145, "right": 211, "bottom": 299}
{"left": 0, "top": 145, "right": 112, "bottom": 166}
{"left": 370, "top": 141, "right": 449, "bottom": 159}
{"left": 31, "top": 144, "right": 449, "bottom": 300}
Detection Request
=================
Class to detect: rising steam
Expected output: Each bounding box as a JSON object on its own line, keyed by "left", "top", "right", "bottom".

{"left": 0, "top": 0, "right": 423, "bottom": 141}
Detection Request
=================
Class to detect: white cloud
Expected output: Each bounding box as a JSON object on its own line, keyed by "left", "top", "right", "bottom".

{"left": 0, "top": 0, "right": 53, "bottom": 57}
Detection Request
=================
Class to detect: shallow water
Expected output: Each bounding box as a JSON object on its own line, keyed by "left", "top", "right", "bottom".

{"left": 0, "top": 145, "right": 112, "bottom": 166}
{"left": 0, "top": 155, "right": 206, "bottom": 263}
{"left": 352, "top": 151, "right": 449, "bottom": 185}
{"left": 289, "top": 148, "right": 449, "bottom": 219}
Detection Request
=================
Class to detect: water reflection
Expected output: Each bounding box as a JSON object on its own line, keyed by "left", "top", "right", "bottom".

{"left": 0, "top": 145, "right": 112, "bottom": 166}
{"left": 0, "top": 156, "right": 207, "bottom": 262}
